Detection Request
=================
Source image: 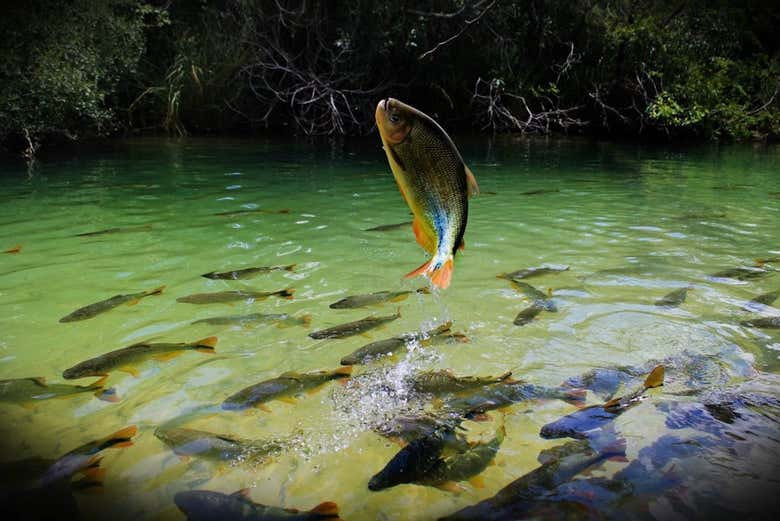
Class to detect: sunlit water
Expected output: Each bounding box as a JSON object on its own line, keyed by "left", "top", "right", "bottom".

{"left": 1, "top": 137, "right": 779, "bottom": 520}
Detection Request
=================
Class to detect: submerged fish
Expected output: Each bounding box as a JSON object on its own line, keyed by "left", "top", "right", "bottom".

{"left": 755, "top": 256, "right": 780, "bottom": 266}
{"left": 375, "top": 98, "right": 479, "bottom": 289}
{"left": 654, "top": 287, "right": 690, "bottom": 307}
{"left": 497, "top": 265, "right": 570, "bottom": 280}
{"left": 329, "top": 287, "right": 428, "bottom": 309}
{"left": 368, "top": 431, "right": 447, "bottom": 491}
{"left": 62, "top": 336, "right": 218, "bottom": 379}
{"left": 439, "top": 438, "right": 626, "bottom": 521}
{"left": 3, "top": 245, "right": 21, "bottom": 254}
{"left": 201, "top": 264, "right": 296, "bottom": 280}
{"left": 710, "top": 266, "right": 772, "bottom": 281}
{"left": 0, "top": 376, "right": 109, "bottom": 406}
{"left": 213, "top": 208, "right": 291, "bottom": 217}
{"left": 192, "top": 313, "right": 311, "bottom": 328}
{"left": 221, "top": 367, "right": 352, "bottom": 411}
{"left": 742, "top": 289, "right": 780, "bottom": 311}
{"left": 308, "top": 310, "right": 401, "bottom": 339}
{"left": 540, "top": 366, "right": 664, "bottom": 440}
{"left": 154, "top": 427, "right": 286, "bottom": 464}
{"left": 364, "top": 221, "right": 413, "bottom": 231}
{"left": 520, "top": 188, "right": 560, "bottom": 196}
{"left": 741, "top": 316, "right": 780, "bottom": 329}
{"left": 177, "top": 288, "right": 294, "bottom": 304}
{"left": 442, "top": 381, "right": 586, "bottom": 419}
{"left": 73, "top": 224, "right": 152, "bottom": 237}
{"left": 339, "top": 322, "right": 465, "bottom": 365}
{"left": 513, "top": 302, "right": 545, "bottom": 326}
{"left": 510, "top": 280, "right": 557, "bottom": 311}
{"left": 59, "top": 285, "right": 166, "bottom": 322}
{"left": 174, "top": 489, "right": 341, "bottom": 521}
{"left": 374, "top": 414, "right": 465, "bottom": 445}
{"left": 410, "top": 369, "right": 514, "bottom": 394}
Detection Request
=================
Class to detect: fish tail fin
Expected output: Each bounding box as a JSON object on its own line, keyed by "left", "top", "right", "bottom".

{"left": 101, "top": 425, "right": 137, "bottom": 449}
{"left": 404, "top": 258, "right": 433, "bottom": 280}
{"left": 281, "top": 288, "right": 295, "bottom": 299}
{"left": 193, "top": 336, "right": 219, "bottom": 353}
{"left": 95, "top": 387, "right": 120, "bottom": 402}
{"left": 644, "top": 365, "right": 665, "bottom": 389}
{"left": 284, "top": 264, "right": 297, "bottom": 271}
{"left": 309, "top": 502, "right": 340, "bottom": 517}
{"left": 429, "top": 257, "right": 454, "bottom": 289}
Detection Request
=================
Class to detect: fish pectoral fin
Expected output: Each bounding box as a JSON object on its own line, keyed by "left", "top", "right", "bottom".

{"left": 412, "top": 216, "right": 437, "bottom": 254}
{"left": 126, "top": 299, "right": 141, "bottom": 306}
{"left": 278, "top": 396, "right": 298, "bottom": 404}
{"left": 119, "top": 366, "right": 140, "bottom": 377}
{"left": 309, "top": 502, "right": 339, "bottom": 517}
{"left": 465, "top": 165, "right": 480, "bottom": 197}
{"left": 434, "top": 481, "right": 464, "bottom": 493}
{"left": 468, "top": 475, "right": 486, "bottom": 488}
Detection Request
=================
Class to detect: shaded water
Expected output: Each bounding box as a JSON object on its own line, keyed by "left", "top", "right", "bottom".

{"left": 1, "top": 137, "right": 779, "bottom": 520}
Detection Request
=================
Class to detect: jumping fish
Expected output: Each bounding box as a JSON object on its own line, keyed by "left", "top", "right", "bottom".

{"left": 375, "top": 98, "right": 479, "bottom": 289}
{"left": 221, "top": 367, "right": 352, "bottom": 411}
{"left": 201, "top": 264, "right": 296, "bottom": 279}
{"left": 497, "top": 265, "right": 569, "bottom": 280}
{"left": 154, "top": 427, "right": 286, "bottom": 464}
{"left": 62, "top": 336, "right": 217, "bottom": 379}
{"left": 59, "top": 285, "right": 166, "bottom": 322}
{"left": 174, "top": 489, "right": 342, "bottom": 520}
{"left": 654, "top": 287, "right": 690, "bottom": 307}
{"left": 176, "top": 288, "right": 294, "bottom": 304}
{"left": 308, "top": 310, "right": 401, "bottom": 339}
{"left": 540, "top": 366, "right": 664, "bottom": 440}
{"left": 339, "top": 322, "right": 465, "bottom": 365}
{"left": 192, "top": 313, "right": 311, "bottom": 328}
{"left": 364, "top": 221, "right": 413, "bottom": 232}
{"left": 0, "top": 376, "right": 111, "bottom": 406}
{"left": 73, "top": 224, "right": 152, "bottom": 237}
{"left": 438, "top": 438, "right": 627, "bottom": 521}
{"left": 329, "top": 287, "right": 429, "bottom": 309}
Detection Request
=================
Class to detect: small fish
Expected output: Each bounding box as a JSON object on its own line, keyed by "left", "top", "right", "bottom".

{"left": 329, "top": 287, "right": 429, "bottom": 309}
{"left": 201, "top": 264, "right": 296, "bottom": 279}
{"left": 308, "top": 309, "right": 401, "bottom": 339}
{"left": 174, "top": 489, "right": 342, "bottom": 521}
{"left": 368, "top": 431, "right": 447, "bottom": 491}
{"left": 40, "top": 425, "right": 137, "bottom": 487}
{"left": 654, "top": 287, "right": 690, "bottom": 307}
{"left": 364, "top": 221, "right": 413, "bottom": 231}
{"left": 176, "top": 288, "right": 294, "bottom": 304}
{"left": 62, "top": 336, "right": 217, "bottom": 379}
{"left": 513, "top": 302, "right": 545, "bottom": 326}
{"left": 410, "top": 369, "right": 515, "bottom": 394}
{"left": 741, "top": 316, "right": 780, "bottom": 329}
{"left": 540, "top": 366, "right": 664, "bottom": 440}
{"left": 213, "top": 208, "right": 291, "bottom": 217}
{"left": 192, "top": 313, "right": 311, "bottom": 328}
{"left": 221, "top": 367, "right": 352, "bottom": 411}
{"left": 742, "top": 289, "right": 780, "bottom": 311}
{"left": 510, "top": 280, "right": 557, "bottom": 311}
{"left": 497, "top": 265, "right": 570, "bottom": 280}
{"left": 519, "top": 188, "right": 560, "bottom": 196}
{"left": 154, "top": 427, "right": 286, "bottom": 464}
{"left": 710, "top": 267, "right": 772, "bottom": 281}
{"left": 59, "top": 285, "right": 166, "bottom": 322}
{"left": 3, "top": 244, "right": 21, "bottom": 253}
{"left": 376, "top": 98, "right": 479, "bottom": 289}
{"left": 0, "top": 376, "right": 110, "bottom": 406}
{"left": 339, "top": 322, "right": 464, "bottom": 365}
{"left": 73, "top": 224, "right": 153, "bottom": 237}
{"left": 439, "top": 438, "right": 627, "bottom": 521}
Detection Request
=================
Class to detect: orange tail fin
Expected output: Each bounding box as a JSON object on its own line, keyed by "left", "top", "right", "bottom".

{"left": 309, "top": 501, "right": 340, "bottom": 517}
{"left": 430, "top": 258, "right": 454, "bottom": 289}
{"left": 404, "top": 259, "right": 432, "bottom": 280}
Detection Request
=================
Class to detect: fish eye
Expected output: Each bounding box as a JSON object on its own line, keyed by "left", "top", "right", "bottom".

{"left": 389, "top": 113, "right": 400, "bottom": 124}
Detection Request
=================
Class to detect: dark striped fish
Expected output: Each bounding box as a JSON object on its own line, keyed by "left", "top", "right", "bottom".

{"left": 177, "top": 288, "right": 294, "bottom": 304}
{"left": 308, "top": 310, "right": 401, "bottom": 339}
{"left": 202, "top": 264, "right": 296, "bottom": 279}
{"left": 59, "top": 285, "right": 165, "bottom": 322}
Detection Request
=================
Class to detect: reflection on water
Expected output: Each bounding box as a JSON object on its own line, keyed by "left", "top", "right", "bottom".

{"left": 1, "top": 137, "right": 779, "bottom": 520}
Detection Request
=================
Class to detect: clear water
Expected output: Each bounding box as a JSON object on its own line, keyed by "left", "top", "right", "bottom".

{"left": 1, "top": 137, "right": 779, "bottom": 520}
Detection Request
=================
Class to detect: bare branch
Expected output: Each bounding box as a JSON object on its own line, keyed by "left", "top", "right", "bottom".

{"left": 418, "top": 0, "right": 497, "bottom": 61}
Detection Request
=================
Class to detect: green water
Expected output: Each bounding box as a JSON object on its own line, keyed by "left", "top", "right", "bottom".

{"left": 1, "top": 137, "right": 779, "bottom": 520}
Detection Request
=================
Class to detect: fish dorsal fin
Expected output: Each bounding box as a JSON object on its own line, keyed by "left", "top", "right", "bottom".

{"left": 230, "top": 488, "right": 251, "bottom": 498}
{"left": 31, "top": 377, "right": 48, "bottom": 387}
{"left": 644, "top": 365, "right": 665, "bottom": 389}
{"left": 465, "top": 165, "right": 480, "bottom": 197}
{"left": 216, "top": 434, "right": 241, "bottom": 444}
